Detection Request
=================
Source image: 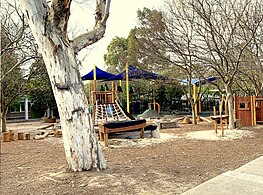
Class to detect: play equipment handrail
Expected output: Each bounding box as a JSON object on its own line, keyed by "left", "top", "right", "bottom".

{"left": 148, "top": 102, "right": 161, "bottom": 114}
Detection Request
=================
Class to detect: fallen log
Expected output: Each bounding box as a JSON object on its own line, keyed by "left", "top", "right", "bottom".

{"left": 200, "top": 116, "right": 213, "bottom": 123}
{"left": 176, "top": 116, "right": 186, "bottom": 121}
{"left": 37, "top": 124, "right": 55, "bottom": 130}
{"left": 34, "top": 131, "right": 53, "bottom": 140}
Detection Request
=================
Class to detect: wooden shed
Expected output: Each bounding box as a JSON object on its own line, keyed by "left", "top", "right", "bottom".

{"left": 235, "top": 96, "right": 263, "bottom": 127}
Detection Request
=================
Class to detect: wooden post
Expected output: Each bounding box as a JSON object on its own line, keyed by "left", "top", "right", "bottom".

{"left": 126, "top": 63, "right": 130, "bottom": 113}
{"left": 99, "top": 131, "right": 103, "bottom": 141}
{"left": 104, "top": 133, "right": 108, "bottom": 147}
{"left": 18, "top": 132, "right": 24, "bottom": 140}
{"left": 111, "top": 82, "right": 115, "bottom": 103}
{"left": 193, "top": 84, "right": 198, "bottom": 117}
{"left": 104, "top": 89, "right": 107, "bottom": 104}
{"left": 213, "top": 106, "right": 217, "bottom": 116}
{"left": 87, "top": 80, "right": 91, "bottom": 103}
{"left": 140, "top": 127, "right": 145, "bottom": 139}
{"left": 9, "top": 130, "right": 15, "bottom": 141}
{"left": 251, "top": 95, "right": 256, "bottom": 126}
{"left": 233, "top": 95, "right": 236, "bottom": 121}
{"left": 119, "top": 80, "right": 122, "bottom": 104}
{"left": 2, "top": 132, "right": 10, "bottom": 142}
{"left": 253, "top": 96, "right": 257, "bottom": 125}
{"left": 153, "top": 98, "right": 156, "bottom": 111}
{"left": 25, "top": 133, "right": 30, "bottom": 140}
{"left": 93, "top": 64, "right": 97, "bottom": 103}
{"left": 156, "top": 102, "right": 161, "bottom": 114}
{"left": 213, "top": 106, "right": 217, "bottom": 134}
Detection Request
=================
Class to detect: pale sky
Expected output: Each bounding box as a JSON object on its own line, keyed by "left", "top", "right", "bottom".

{"left": 69, "top": 0, "right": 164, "bottom": 76}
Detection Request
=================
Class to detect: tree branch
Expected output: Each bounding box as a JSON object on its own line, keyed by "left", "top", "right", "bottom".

{"left": 72, "top": 0, "right": 111, "bottom": 53}
{"left": 48, "top": 0, "right": 72, "bottom": 41}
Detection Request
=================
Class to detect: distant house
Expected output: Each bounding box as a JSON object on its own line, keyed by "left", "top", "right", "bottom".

{"left": 7, "top": 97, "right": 32, "bottom": 120}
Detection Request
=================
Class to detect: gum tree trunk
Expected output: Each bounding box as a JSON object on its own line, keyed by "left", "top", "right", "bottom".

{"left": 1, "top": 107, "right": 8, "bottom": 133}
{"left": 19, "top": 0, "right": 110, "bottom": 171}
{"left": 225, "top": 85, "right": 235, "bottom": 130}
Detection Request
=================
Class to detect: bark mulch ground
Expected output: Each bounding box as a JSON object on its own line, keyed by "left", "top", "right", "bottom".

{"left": 1, "top": 120, "right": 263, "bottom": 194}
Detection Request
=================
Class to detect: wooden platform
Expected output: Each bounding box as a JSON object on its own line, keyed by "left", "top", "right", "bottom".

{"left": 210, "top": 115, "right": 229, "bottom": 136}
{"left": 98, "top": 120, "right": 146, "bottom": 147}
{"left": 210, "top": 115, "right": 229, "bottom": 120}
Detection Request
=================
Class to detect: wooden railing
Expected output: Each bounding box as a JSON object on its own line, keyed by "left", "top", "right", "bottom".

{"left": 91, "top": 91, "right": 119, "bottom": 105}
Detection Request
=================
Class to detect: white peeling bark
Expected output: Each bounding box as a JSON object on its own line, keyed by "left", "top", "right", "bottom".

{"left": 72, "top": 0, "right": 111, "bottom": 52}
{"left": 19, "top": 0, "right": 109, "bottom": 171}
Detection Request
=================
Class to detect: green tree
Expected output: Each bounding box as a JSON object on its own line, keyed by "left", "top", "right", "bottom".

{"left": 235, "top": 30, "right": 263, "bottom": 96}
{"left": 1, "top": 1, "right": 40, "bottom": 132}
{"left": 28, "top": 60, "right": 57, "bottom": 118}
{"left": 126, "top": 6, "right": 204, "bottom": 124}
{"left": 129, "top": 1, "right": 263, "bottom": 127}
{"left": 187, "top": 0, "right": 263, "bottom": 128}
{"left": 104, "top": 37, "right": 129, "bottom": 73}
{"left": 129, "top": 8, "right": 170, "bottom": 71}
{"left": 0, "top": 41, "right": 25, "bottom": 132}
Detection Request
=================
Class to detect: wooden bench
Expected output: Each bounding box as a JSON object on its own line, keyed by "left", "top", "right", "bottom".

{"left": 98, "top": 119, "right": 146, "bottom": 147}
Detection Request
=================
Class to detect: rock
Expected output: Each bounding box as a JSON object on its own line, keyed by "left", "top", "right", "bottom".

{"left": 182, "top": 117, "right": 192, "bottom": 124}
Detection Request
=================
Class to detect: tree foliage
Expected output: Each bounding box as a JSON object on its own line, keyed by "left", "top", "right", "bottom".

{"left": 1, "top": 31, "right": 25, "bottom": 107}
{"left": 104, "top": 37, "right": 128, "bottom": 72}
{"left": 28, "top": 60, "right": 57, "bottom": 117}
{"left": 0, "top": 1, "right": 40, "bottom": 132}
{"left": 123, "top": 0, "right": 263, "bottom": 127}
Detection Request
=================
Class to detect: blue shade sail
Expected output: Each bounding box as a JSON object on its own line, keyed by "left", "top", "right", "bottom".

{"left": 81, "top": 67, "right": 116, "bottom": 80}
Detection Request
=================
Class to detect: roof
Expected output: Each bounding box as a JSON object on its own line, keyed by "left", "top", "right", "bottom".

{"left": 181, "top": 77, "right": 218, "bottom": 86}
{"left": 105, "top": 66, "right": 166, "bottom": 81}
{"left": 81, "top": 67, "right": 116, "bottom": 80}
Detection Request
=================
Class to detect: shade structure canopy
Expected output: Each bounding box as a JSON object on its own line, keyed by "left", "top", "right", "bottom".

{"left": 181, "top": 77, "right": 218, "bottom": 86}
{"left": 104, "top": 66, "right": 166, "bottom": 81}
{"left": 81, "top": 67, "right": 116, "bottom": 80}
{"left": 193, "top": 77, "right": 218, "bottom": 86}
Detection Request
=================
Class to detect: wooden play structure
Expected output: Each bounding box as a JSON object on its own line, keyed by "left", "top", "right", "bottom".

{"left": 209, "top": 95, "right": 263, "bottom": 136}
{"left": 91, "top": 90, "right": 149, "bottom": 146}
{"left": 234, "top": 96, "right": 263, "bottom": 127}
{"left": 210, "top": 95, "right": 229, "bottom": 137}
{"left": 92, "top": 91, "right": 134, "bottom": 126}
{"left": 84, "top": 64, "right": 167, "bottom": 146}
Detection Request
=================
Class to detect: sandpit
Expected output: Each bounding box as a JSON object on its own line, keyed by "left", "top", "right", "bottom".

{"left": 102, "top": 133, "right": 178, "bottom": 148}
{"left": 184, "top": 129, "right": 255, "bottom": 140}
{"left": 102, "top": 128, "right": 255, "bottom": 148}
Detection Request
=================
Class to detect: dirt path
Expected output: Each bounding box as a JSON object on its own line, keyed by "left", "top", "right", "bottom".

{"left": 1, "top": 120, "right": 263, "bottom": 194}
